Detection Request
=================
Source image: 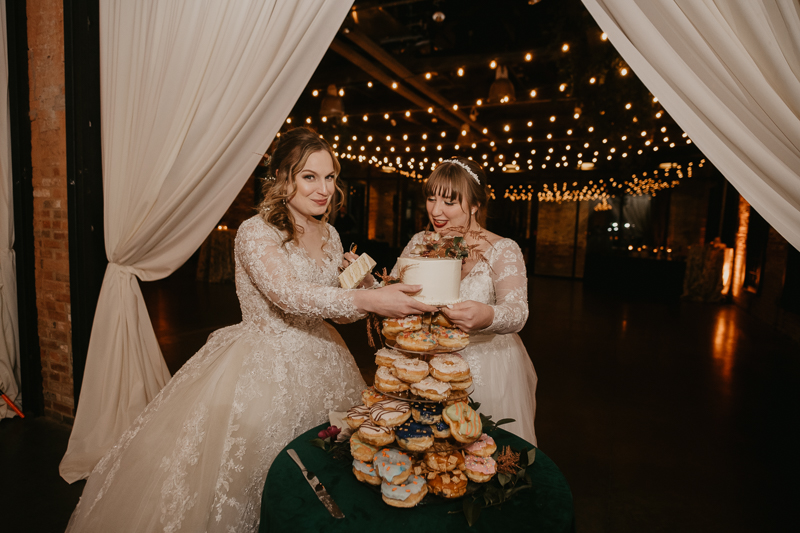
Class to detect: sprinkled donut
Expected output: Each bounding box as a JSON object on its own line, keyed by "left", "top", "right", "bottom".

{"left": 411, "top": 401, "right": 442, "bottom": 424}
{"left": 464, "top": 433, "right": 497, "bottom": 457}
{"left": 352, "top": 459, "right": 381, "bottom": 485}
{"left": 381, "top": 475, "right": 428, "bottom": 508}
{"left": 373, "top": 448, "right": 412, "bottom": 485}
{"left": 431, "top": 325, "right": 470, "bottom": 350}
{"left": 395, "top": 329, "right": 437, "bottom": 352}
{"left": 463, "top": 455, "right": 497, "bottom": 483}
{"left": 395, "top": 420, "right": 434, "bottom": 452}
{"left": 382, "top": 315, "right": 422, "bottom": 339}
{"left": 350, "top": 433, "right": 380, "bottom": 462}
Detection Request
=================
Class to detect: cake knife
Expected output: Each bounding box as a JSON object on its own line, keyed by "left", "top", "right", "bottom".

{"left": 286, "top": 449, "right": 345, "bottom": 519}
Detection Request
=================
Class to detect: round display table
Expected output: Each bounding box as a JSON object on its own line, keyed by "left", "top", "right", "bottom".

{"left": 259, "top": 423, "right": 574, "bottom": 532}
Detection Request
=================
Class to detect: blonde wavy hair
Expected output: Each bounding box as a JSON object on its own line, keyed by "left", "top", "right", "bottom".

{"left": 257, "top": 127, "right": 343, "bottom": 245}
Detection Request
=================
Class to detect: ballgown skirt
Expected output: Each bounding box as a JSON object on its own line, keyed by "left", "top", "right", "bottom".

{"left": 66, "top": 320, "right": 365, "bottom": 532}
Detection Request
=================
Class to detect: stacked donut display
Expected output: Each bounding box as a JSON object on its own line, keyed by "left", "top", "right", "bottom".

{"left": 343, "top": 342, "right": 499, "bottom": 507}
{"left": 383, "top": 313, "right": 470, "bottom": 352}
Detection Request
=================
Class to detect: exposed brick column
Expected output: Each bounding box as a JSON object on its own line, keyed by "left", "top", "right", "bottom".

{"left": 27, "top": 0, "right": 73, "bottom": 423}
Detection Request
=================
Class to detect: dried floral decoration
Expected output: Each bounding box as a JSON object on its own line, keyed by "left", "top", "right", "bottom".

{"left": 495, "top": 446, "right": 521, "bottom": 475}
{"left": 412, "top": 227, "right": 492, "bottom": 265}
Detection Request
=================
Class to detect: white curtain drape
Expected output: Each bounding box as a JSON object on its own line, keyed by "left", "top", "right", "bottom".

{"left": 60, "top": 0, "right": 354, "bottom": 483}
{"left": 582, "top": 0, "right": 800, "bottom": 250}
{"left": 0, "top": 1, "right": 22, "bottom": 419}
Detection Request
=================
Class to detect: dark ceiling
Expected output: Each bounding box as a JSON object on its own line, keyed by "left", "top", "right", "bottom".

{"left": 282, "top": 0, "right": 710, "bottom": 200}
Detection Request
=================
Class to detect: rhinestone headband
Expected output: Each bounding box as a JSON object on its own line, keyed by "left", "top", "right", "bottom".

{"left": 442, "top": 159, "right": 480, "bottom": 184}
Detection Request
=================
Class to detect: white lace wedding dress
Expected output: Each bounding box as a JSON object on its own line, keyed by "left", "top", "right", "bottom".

{"left": 66, "top": 216, "right": 366, "bottom": 533}
{"left": 397, "top": 232, "right": 538, "bottom": 446}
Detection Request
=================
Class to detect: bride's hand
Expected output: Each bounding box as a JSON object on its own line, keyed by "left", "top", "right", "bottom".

{"left": 354, "top": 283, "right": 438, "bottom": 318}
{"left": 441, "top": 301, "right": 494, "bottom": 332}
{"left": 342, "top": 252, "right": 375, "bottom": 288}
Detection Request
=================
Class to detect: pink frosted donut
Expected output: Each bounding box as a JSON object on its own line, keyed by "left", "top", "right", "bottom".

{"left": 463, "top": 454, "right": 497, "bottom": 483}
{"left": 464, "top": 434, "right": 497, "bottom": 457}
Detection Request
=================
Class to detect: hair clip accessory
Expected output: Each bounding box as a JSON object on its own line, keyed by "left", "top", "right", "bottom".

{"left": 442, "top": 159, "right": 480, "bottom": 184}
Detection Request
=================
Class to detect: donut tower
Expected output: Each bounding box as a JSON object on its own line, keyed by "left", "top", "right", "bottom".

{"left": 344, "top": 312, "right": 498, "bottom": 508}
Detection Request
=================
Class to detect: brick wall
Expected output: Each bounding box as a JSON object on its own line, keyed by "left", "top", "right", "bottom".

{"left": 534, "top": 201, "right": 589, "bottom": 277}
{"left": 28, "top": 0, "right": 73, "bottom": 423}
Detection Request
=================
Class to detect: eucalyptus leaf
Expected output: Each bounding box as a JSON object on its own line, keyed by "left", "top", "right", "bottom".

{"left": 527, "top": 448, "right": 537, "bottom": 466}
{"left": 493, "top": 417, "right": 516, "bottom": 428}
{"left": 309, "top": 438, "right": 327, "bottom": 450}
{"left": 497, "top": 472, "right": 511, "bottom": 487}
{"left": 463, "top": 498, "right": 481, "bottom": 527}
{"left": 469, "top": 399, "right": 482, "bottom": 410}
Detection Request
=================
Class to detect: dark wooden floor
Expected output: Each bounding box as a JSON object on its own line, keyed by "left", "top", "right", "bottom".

{"left": 2, "top": 263, "right": 798, "bottom": 532}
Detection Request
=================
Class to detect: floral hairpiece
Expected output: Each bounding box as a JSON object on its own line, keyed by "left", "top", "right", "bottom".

{"left": 442, "top": 159, "right": 480, "bottom": 184}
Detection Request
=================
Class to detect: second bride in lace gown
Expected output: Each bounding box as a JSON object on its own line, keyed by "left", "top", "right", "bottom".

{"left": 66, "top": 128, "right": 436, "bottom": 533}
{"left": 395, "top": 157, "right": 538, "bottom": 445}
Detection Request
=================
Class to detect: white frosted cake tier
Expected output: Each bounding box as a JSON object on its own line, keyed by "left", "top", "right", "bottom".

{"left": 396, "top": 257, "right": 461, "bottom": 306}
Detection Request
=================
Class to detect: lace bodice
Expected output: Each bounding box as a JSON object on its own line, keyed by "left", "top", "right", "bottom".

{"left": 397, "top": 231, "right": 529, "bottom": 335}
{"left": 235, "top": 216, "right": 365, "bottom": 328}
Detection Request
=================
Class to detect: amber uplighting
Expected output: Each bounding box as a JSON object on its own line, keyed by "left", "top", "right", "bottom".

{"left": 732, "top": 196, "right": 750, "bottom": 298}
{"left": 712, "top": 309, "right": 738, "bottom": 386}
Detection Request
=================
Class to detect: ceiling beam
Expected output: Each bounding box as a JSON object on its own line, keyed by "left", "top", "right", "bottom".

{"left": 342, "top": 26, "right": 499, "bottom": 142}
{"left": 329, "top": 38, "right": 468, "bottom": 133}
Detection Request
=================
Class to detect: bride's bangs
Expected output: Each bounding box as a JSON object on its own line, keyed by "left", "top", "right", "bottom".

{"left": 424, "top": 164, "right": 467, "bottom": 203}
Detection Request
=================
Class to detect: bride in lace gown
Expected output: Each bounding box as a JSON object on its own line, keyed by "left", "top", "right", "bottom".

{"left": 396, "top": 157, "right": 538, "bottom": 445}
{"left": 66, "top": 128, "right": 435, "bottom": 533}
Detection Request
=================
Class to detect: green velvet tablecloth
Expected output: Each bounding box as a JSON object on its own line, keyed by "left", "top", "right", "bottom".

{"left": 259, "top": 424, "right": 574, "bottom": 533}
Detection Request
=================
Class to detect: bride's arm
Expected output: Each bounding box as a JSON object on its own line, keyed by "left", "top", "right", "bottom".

{"left": 443, "top": 240, "right": 528, "bottom": 334}
{"left": 237, "top": 222, "right": 436, "bottom": 320}
{"left": 482, "top": 240, "right": 529, "bottom": 334}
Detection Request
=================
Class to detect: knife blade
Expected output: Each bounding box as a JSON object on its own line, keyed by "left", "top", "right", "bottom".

{"left": 286, "top": 449, "right": 345, "bottom": 519}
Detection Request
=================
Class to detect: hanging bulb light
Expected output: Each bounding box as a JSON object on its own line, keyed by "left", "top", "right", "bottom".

{"left": 319, "top": 84, "right": 344, "bottom": 120}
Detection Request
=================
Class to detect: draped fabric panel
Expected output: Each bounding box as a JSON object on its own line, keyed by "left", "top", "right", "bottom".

{"left": 60, "top": 0, "right": 354, "bottom": 482}
{"left": 0, "top": 0, "right": 22, "bottom": 419}
{"left": 582, "top": 0, "right": 800, "bottom": 250}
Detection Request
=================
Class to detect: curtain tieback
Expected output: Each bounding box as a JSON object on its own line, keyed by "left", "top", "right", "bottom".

{"left": 107, "top": 262, "right": 144, "bottom": 279}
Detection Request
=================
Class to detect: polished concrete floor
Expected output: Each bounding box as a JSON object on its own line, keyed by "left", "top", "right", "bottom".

{"left": 2, "top": 264, "right": 799, "bottom": 532}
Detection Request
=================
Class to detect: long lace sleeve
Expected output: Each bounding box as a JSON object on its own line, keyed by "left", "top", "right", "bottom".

{"left": 484, "top": 239, "right": 529, "bottom": 334}
{"left": 235, "top": 219, "right": 365, "bottom": 322}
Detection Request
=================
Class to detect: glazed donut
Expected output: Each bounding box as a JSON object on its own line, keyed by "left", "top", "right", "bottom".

{"left": 448, "top": 375, "right": 473, "bottom": 391}
{"left": 432, "top": 312, "right": 454, "bottom": 328}
{"left": 409, "top": 376, "right": 451, "bottom": 402}
{"left": 426, "top": 470, "right": 468, "bottom": 499}
{"left": 429, "top": 354, "right": 471, "bottom": 382}
{"left": 381, "top": 475, "right": 428, "bottom": 508}
{"left": 352, "top": 459, "right": 382, "bottom": 485}
{"left": 391, "top": 357, "right": 429, "bottom": 383}
{"left": 373, "top": 366, "right": 410, "bottom": 393}
{"left": 370, "top": 399, "right": 412, "bottom": 427}
{"left": 373, "top": 448, "right": 412, "bottom": 485}
{"left": 442, "top": 402, "right": 482, "bottom": 444}
{"left": 431, "top": 325, "right": 470, "bottom": 350}
{"left": 430, "top": 420, "right": 451, "bottom": 439}
{"left": 382, "top": 315, "right": 422, "bottom": 339}
{"left": 344, "top": 405, "right": 371, "bottom": 430}
{"left": 395, "top": 420, "right": 434, "bottom": 452}
{"left": 424, "top": 450, "right": 465, "bottom": 472}
{"left": 464, "top": 433, "right": 497, "bottom": 457}
{"left": 411, "top": 402, "right": 442, "bottom": 424}
{"left": 357, "top": 421, "right": 395, "bottom": 447}
{"left": 350, "top": 433, "right": 379, "bottom": 462}
{"left": 374, "top": 348, "right": 408, "bottom": 368}
{"left": 464, "top": 455, "right": 497, "bottom": 483}
{"left": 394, "top": 330, "right": 437, "bottom": 352}
{"left": 361, "top": 387, "right": 388, "bottom": 407}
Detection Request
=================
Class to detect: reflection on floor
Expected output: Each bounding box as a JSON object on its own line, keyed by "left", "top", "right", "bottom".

{"left": 2, "top": 267, "right": 798, "bottom": 532}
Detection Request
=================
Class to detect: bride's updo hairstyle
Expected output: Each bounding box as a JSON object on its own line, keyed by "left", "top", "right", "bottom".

{"left": 423, "top": 156, "right": 490, "bottom": 230}
{"left": 257, "top": 127, "right": 342, "bottom": 245}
